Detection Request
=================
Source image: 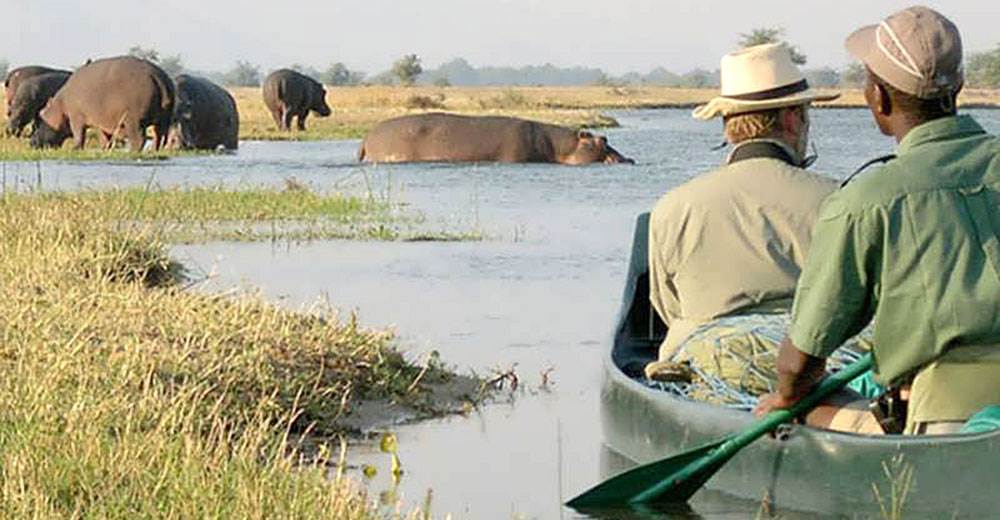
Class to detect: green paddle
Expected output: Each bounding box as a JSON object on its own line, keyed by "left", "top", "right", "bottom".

{"left": 566, "top": 353, "right": 874, "bottom": 509}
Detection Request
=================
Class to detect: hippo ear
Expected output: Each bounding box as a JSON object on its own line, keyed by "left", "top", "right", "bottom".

{"left": 577, "top": 129, "right": 593, "bottom": 139}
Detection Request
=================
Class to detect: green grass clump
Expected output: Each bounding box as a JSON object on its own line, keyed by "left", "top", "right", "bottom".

{"left": 0, "top": 190, "right": 453, "bottom": 516}
{"left": 5, "top": 186, "right": 483, "bottom": 243}
{"left": 0, "top": 133, "right": 207, "bottom": 161}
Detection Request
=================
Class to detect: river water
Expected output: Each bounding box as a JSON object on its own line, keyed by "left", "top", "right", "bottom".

{"left": 8, "top": 109, "right": 1000, "bottom": 519}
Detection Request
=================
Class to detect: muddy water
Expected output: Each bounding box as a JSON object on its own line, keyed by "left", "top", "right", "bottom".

{"left": 13, "top": 109, "right": 1000, "bottom": 519}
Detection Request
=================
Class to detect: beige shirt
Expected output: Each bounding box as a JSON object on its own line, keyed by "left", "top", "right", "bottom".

{"left": 649, "top": 140, "right": 836, "bottom": 359}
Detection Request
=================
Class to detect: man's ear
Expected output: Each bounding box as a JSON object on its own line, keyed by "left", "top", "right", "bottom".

{"left": 874, "top": 82, "right": 892, "bottom": 117}
{"left": 780, "top": 106, "right": 803, "bottom": 134}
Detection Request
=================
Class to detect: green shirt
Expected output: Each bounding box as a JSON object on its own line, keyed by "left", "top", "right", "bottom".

{"left": 790, "top": 115, "right": 1000, "bottom": 385}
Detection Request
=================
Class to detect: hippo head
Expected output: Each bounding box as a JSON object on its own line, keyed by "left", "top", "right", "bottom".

{"left": 6, "top": 101, "right": 33, "bottom": 137}
{"left": 565, "top": 130, "right": 635, "bottom": 165}
{"left": 311, "top": 83, "right": 332, "bottom": 117}
{"left": 29, "top": 102, "right": 70, "bottom": 149}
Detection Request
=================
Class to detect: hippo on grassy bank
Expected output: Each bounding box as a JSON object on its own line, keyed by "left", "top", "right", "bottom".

{"left": 4, "top": 65, "right": 70, "bottom": 107}
{"left": 6, "top": 72, "right": 70, "bottom": 137}
{"left": 358, "top": 113, "right": 634, "bottom": 165}
{"left": 168, "top": 74, "right": 239, "bottom": 150}
{"left": 31, "top": 56, "right": 175, "bottom": 152}
{"left": 262, "top": 69, "right": 331, "bottom": 131}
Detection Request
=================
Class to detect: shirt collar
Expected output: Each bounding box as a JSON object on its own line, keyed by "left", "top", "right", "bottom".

{"left": 726, "top": 138, "right": 803, "bottom": 167}
{"left": 897, "top": 115, "right": 987, "bottom": 155}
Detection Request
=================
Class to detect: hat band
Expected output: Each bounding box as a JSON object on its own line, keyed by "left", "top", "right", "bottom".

{"left": 722, "top": 79, "right": 810, "bottom": 101}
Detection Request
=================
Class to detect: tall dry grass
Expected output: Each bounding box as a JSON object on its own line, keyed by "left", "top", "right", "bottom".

{"left": 0, "top": 191, "right": 452, "bottom": 517}
{"left": 233, "top": 85, "right": 625, "bottom": 141}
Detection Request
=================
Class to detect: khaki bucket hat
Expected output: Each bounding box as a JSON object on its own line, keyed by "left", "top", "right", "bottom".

{"left": 845, "top": 6, "right": 963, "bottom": 99}
{"left": 693, "top": 43, "right": 839, "bottom": 120}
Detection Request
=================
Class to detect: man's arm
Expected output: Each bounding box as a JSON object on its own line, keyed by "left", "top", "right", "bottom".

{"left": 755, "top": 195, "right": 878, "bottom": 416}
{"left": 754, "top": 337, "right": 827, "bottom": 415}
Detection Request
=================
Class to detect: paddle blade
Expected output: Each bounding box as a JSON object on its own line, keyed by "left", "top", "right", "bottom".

{"left": 566, "top": 439, "right": 725, "bottom": 509}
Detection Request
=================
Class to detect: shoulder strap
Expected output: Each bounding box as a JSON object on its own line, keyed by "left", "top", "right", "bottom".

{"left": 840, "top": 154, "right": 897, "bottom": 188}
{"left": 728, "top": 141, "right": 797, "bottom": 167}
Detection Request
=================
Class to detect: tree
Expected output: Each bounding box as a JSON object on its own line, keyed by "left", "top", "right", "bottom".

{"left": 432, "top": 76, "right": 451, "bottom": 87}
{"left": 839, "top": 62, "right": 867, "bottom": 87}
{"left": 803, "top": 67, "right": 840, "bottom": 88}
{"left": 158, "top": 55, "right": 184, "bottom": 77}
{"left": 290, "top": 63, "right": 321, "bottom": 80}
{"left": 392, "top": 54, "right": 422, "bottom": 86}
{"left": 321, "top": 62, "right": 364, "bottom": 86}
{"left": 223, "top": 61, "right": 260, "bottom": 87}
{"left": 127, "top": 45, "right": 183, "bottom": 76}
{"left": 967, "top": 44, "right": 1000, "bottom": 88}
{"left": 128, "top": 45, "right": 160, "bottom": 63}
{"left": 738, "top": 27, "right": 807, "bottom": 65}
{"left": 0, "top": 59, "right": 8, "bottom": 81}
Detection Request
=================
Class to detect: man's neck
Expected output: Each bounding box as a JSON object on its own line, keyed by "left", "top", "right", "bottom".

{"left": 727, "top": 138, "right": 802, "bottom": 167}
{"left": 889, "top": 113, "right": 955, "bottom": 143}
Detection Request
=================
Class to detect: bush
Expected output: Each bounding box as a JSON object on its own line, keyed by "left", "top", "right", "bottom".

{"left": 405, "top": 94, "right": 447, "bottom": 109}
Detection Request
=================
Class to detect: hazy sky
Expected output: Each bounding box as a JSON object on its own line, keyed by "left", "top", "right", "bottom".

{"left": 2, "top": 1, "right": 998, "bottom": 75}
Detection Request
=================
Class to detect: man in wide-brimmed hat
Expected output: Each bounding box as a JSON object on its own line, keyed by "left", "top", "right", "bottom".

{"left": 756, "top": 6, "right": 1000, "bottom": 434}
{"left": 645, "top": 43, "right": 841, "bottom": 381}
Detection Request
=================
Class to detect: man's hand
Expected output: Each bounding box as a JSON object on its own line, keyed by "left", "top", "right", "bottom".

{"left": 753, "top": 337, "right": 828, "bottom": 418}
{"left": 753, "top": 391, "right": 799, "bottom": 417}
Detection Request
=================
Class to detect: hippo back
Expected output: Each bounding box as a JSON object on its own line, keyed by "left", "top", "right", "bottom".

{"left": 6, "top": 72, "right": 70, "bottom": 136}
{"left": 262, "top": 69, "right": 329, "bottom": 115}
{"left": 51, "top": 56, "right": 174, "bottom": 133}
{"left": 4, "top": 65, "right": 70, "bottom": 106}
{"left": 359, "top": 113, "right": 632, "bottom": 164}
{"left": 172, "top": 74, "right": 239, "bottom": 150}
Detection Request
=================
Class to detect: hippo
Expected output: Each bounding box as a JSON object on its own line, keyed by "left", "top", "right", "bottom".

{"left": 262, "top": 69, "right": 331, "bottom": 131}
{"left": 6, "top": 72, "right": 70, "bottom": 137}
{"left": 358, "top": 113, "right": 634, "bottom": 165}
{"left": 4, "top": 65, "right": 70, "bottom": 107}
{"left": 167, "top": 74, "right": 239, "bottom": 150}
{"left": 31, "top": 56, "right": 175, "bottom": 152}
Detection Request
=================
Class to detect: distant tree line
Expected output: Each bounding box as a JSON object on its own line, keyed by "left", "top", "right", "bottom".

{"left": 4, "top": 34, "right": 1000, "bottom": 89}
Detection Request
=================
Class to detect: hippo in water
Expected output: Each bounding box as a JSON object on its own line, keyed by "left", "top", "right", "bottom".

{"left": 167, "top": 74, "right": 239, "bottom": 150}
{"left": 4, "top": 65, "right": 70, "bottom": 107}
{"left": 31, "top": 56, "right": 175, "bottom": 152}
{"left": 6, "top": 72, "right": 70, "bottom": 137}
{"left": 358, "top": 113, "right": 634, "bottom": 165}
{"left": 262, "top": 69, "right": 331, "bottom": 131}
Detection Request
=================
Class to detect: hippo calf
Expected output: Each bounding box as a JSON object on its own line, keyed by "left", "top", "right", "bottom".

{"left": 262, "top": 69, "right": 331, "bottom": 131}
{"left": 4, "top": 65, "right": 70, "bottom": 107}
{"left": 168, "top": 74, "right": 239, "bottom": 150}
{"left": 6, "top": 72, "right": 70, "bottom": 137}
{"left": 359, "top": 113, "right": 634, "bottom": 165}
{"left": 31, "top": 56, "right": 175, "bottom": 152}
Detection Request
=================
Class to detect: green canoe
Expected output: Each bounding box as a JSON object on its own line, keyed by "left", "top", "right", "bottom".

{"left": 601, "top": 213, "right": 1000, "bottom": 517}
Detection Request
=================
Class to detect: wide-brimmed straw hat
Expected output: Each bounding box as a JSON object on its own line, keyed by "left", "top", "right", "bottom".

{"left": 693, "top": 43, "right": 839, "bottom": 120}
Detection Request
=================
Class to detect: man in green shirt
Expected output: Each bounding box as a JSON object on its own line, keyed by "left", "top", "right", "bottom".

{"left": 755, "top": 6, "right": 1000, "bottom": 434}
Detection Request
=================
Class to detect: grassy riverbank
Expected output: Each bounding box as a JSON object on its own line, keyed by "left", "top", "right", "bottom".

{"left": 0, "top": 189, "right": 473, "bottom": 516}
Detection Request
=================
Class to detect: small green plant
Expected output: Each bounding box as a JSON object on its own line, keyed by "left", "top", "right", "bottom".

{"left": 872, "top": 454, "right": 915, "bottom": 520}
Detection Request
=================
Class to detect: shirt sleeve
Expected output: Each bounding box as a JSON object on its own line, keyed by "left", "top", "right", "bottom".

{"left": 789, "top": 194, "right": 880, "bottom": 358}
